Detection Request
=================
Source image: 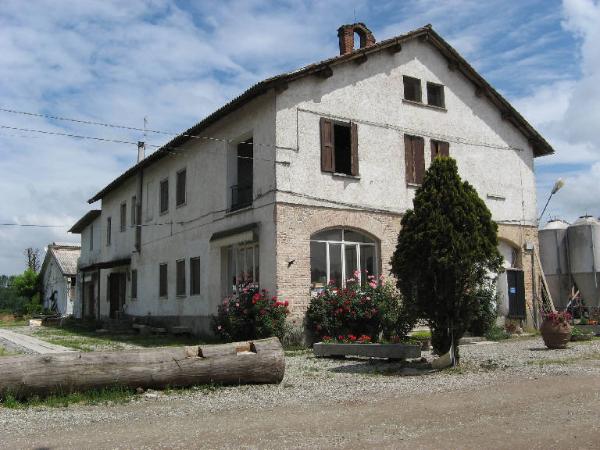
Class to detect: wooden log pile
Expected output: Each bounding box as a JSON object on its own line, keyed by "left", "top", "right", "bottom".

{"left": 0, "top": 337, "right": 284, "bottom": 398}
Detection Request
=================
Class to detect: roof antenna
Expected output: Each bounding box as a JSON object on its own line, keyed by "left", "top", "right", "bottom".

{"left": 137, "top": 116, "right": 147, "bottom": 163}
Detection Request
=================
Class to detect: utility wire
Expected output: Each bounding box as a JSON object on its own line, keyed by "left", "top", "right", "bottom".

{"left": 0, "top": 124, "right": 140, "bottom": 146}
{"left": 0, "top": 223, "right": 69, "bottom": 228}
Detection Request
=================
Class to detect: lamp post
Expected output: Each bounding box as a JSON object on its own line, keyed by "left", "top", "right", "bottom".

{"left": 538, "top": 178, "right": 565, "bottom": 223}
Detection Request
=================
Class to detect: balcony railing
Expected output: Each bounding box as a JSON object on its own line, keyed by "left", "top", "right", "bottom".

{"left": 230, "top": 184, "right": 253, "bottom": 211}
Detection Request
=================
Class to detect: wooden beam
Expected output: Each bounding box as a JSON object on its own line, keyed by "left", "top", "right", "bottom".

{"left": 447, "top": 60, "right": 458, "bottom": 71}
{"left": 388, "top": 41, "right": 402, "bottom": 54}
{"left": 274, "top": 81, "right": 288, "bottom": 94}
{"left": 354, "top": 53, "right": 368, "bottom": 65}
{"left": 475, "top": 86, "right": 486, "bottom": 98}
{"left": 315, "top": 65, "right": 333, "bottom": 79}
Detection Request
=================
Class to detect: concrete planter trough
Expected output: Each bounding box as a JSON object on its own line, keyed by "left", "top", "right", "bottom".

{"left": 313, "top": 342, "right": 421, "bottom": 360}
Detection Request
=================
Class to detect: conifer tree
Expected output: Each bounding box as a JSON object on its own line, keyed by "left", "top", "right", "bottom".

{"left": 391, "top": 157, "right": 503, "bottom": 363}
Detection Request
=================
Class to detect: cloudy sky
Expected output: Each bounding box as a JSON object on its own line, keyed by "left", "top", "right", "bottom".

{"left": 0, "top": 0, "right": 598, "bottom": 274}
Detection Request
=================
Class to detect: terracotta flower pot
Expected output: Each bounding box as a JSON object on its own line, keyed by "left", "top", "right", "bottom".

{"left": 540, "top": 318, "right": 571, "bottom": 349}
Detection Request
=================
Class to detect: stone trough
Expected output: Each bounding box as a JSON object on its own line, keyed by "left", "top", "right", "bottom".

{"left": 313, "top": 342, "right": 421, "bottom": 360}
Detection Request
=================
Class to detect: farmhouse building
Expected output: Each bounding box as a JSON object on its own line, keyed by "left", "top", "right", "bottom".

{"left": 40, "top": 243, "right": 80, "bottom": 316}
{"left": 70, "top": 24, "right": 552, "bottom": 333}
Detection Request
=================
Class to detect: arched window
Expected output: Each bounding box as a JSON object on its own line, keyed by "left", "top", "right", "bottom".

{"left": 310, "top": 229, "right": 378, "bottom": 289}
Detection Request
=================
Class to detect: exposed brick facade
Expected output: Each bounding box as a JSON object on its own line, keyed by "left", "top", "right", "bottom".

{"left": 337, "top": 23, "right": 376, "bottom": 55}
{"left": 274, "top": 202, "right": 540, "bottom": 328}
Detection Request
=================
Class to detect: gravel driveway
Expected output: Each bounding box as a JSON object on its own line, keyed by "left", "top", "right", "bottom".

{"left": 2, "top": 337, "right": 600, "bottom": 449}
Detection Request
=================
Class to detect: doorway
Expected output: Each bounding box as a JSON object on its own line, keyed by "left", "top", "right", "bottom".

{"left": 108, "top": 272, "right": 126, "bottom": 319}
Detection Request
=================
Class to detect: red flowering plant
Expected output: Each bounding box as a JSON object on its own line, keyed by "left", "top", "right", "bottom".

{"left": 306, "top": 271, "right": 416, "bottom": 344}
{"left": 543, "top": 310, "right": 572, "bottom": 327}
{"left": 212, "top": 283, "right": 289, "bottom": 342}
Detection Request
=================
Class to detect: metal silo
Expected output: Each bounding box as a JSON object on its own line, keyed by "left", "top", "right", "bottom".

{"left": 567, "top": 216, "right": 600, "bottom": 307}
{"left": 539, "top": 219, "right": 571, "bottom": 308}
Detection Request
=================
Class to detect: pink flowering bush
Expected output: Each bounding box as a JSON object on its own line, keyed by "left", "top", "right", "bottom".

{"left": 306, "top": 272, "right": 416, "bottom": 343}
{"left": 212, "top": 285, "right": 289, "bottom": 341}
{"left": 544, "top": 310, "right": 572, "bottom": 326}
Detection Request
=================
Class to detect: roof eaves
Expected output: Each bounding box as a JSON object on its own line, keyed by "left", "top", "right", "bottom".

{"left": 87, "top": 24, "right": 552, "bottom": 202}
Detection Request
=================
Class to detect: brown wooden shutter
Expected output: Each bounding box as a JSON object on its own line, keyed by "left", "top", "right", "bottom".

{"left": 440, "top": 141, "right": 449, "bottom": 157}
{"left": 350, "top": 122, "right": 359, "bottom": 176}
{"left": 404, "top": 134, "right": 414, "bottom": 184}
{"left": 414, "top": 137, "right": 425, "bottom": 184}
{"left": 432, "top": 140, "right": 450, "bottom": 159}
{"left": 320, "top": 117, "right": 334, "bottom": 172}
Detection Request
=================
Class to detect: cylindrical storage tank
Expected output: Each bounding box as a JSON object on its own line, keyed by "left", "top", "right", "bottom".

{"left": 567, "top": 216, "right": 600, "bottom": 307}
{"left": 539, "top": 219, "right": 571, "bottom": 308}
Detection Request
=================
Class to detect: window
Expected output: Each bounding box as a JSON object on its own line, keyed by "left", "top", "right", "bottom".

{"left": 231, "top": 139, "right": 253, "bottom": 211}
{"left": 131, "top": 196, "right": 137, "bottom": 227}
{"left": 404, "top": 135, "right": 425, "bottom": 185}
{"left": 224, "top": 243, "right": 259, "bottom": 295}
{"left": 176, "top": 259, "right": 186, "bottom": 297}
{"left": 320, "top": 118, "right": 358, "bottom": 176}
{"left": 159, "top": 179, "right": 169, "bottom": 214}
{"left": 427, "top": 82, "right": 445, "bottom": 108}
{"left": 106, "top": 217, "right": 112, "bottom": 246}
{"left": 190, "top": 257, "right": 200, "bottom": 295}
{"left": 176, "top": 169, "right": 186, "bottom": 207}
{"left": 431, "top": 140, "right": 450, "bottom": 159}
{"left": 159, "top": 263, "right": 168, "bottom": 298}
{"left": 89, "top": 224, "right": 94, "bottom": 251}
{"left": 403, "top": 76, "right": 422, "bottom": 102}
{"left": 310, "top": 229, "right": 377, "bottom": 289}
{"left": 131, "top": 270, "right": 137, "bottom": 299}
{"left": 120, "top": 202, "right": 126, "bottom": 232}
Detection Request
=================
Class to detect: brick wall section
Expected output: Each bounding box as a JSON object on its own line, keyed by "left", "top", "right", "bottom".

{"left": 275, "top": 202, "right": 540, "bottom": 328}
{"left": 497, "top": 223, "right": 540, "bottom": 329}
{"left": 274, "top": 202, "right": 401, "bottom": 320}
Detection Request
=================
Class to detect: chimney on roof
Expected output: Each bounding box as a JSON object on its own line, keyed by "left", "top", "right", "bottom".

{"left": 337, "top": 23, "right": 376, "bottom": 56}
{"left": 137, "top": 141, "right": 145, "bottom": 163}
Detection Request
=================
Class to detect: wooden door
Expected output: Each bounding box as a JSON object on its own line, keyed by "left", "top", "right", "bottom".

{"left": 109, "top": 273, "right": 126, "bottom": 319}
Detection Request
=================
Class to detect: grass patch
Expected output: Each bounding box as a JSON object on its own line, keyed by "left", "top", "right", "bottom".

{"left": 410, "top": 330, "right": 431, "bottom": 339}
{"left": 28, "top": 322, "right": 207, "bottom": 352}
{"left": 0, "top": 386, "right": 136, "bottom": 409}
{"left": 485, "top": 325, "right": 511, "bottom": 341}
{"left": 527, "top": 352, "right": 600, "bottom": 367}
{"left": 0, "top": 346, "right": 16, "bottom": 357}
{"left": 285, "top": 348, "right": 311, "bottom": 357}
{"left": 0, "top": 316, "right": 29, "bottom": 328}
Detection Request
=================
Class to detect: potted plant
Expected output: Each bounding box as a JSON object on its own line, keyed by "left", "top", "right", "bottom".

{"left": 540, "top": 311, "right": 572, "bottom": 349}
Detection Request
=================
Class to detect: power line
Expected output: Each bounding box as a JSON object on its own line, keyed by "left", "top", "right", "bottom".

{"left": 0, "top": 223, "right": 69, "bottom": 228}
{"left": 0, "top": 125, "right": 140, "bottom": 146}
{"left": 0, "top": 106, "right": 287, "bottom": 150}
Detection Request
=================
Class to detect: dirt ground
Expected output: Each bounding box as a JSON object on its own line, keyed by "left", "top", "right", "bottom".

{"left": 3, "top": 372, "right": 600, "bottom": 449}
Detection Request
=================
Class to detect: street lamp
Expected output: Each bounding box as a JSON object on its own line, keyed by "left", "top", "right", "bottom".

{"left": 538, "top": 178, "right": 565, "bottom": 223}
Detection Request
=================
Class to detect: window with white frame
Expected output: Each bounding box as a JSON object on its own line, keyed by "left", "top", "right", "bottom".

{"left": 310, "top": 229, "right": 377, "bottom": 289}
{"left": 224, "top": 242, "right": 259, "bottom": 295}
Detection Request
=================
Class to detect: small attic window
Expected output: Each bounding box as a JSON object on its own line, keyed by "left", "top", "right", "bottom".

{"left": 427, "top": 82, "right": 445, "bottom": 108}
{"left": 403, "top": 76, "right": 422, "bottom": 103}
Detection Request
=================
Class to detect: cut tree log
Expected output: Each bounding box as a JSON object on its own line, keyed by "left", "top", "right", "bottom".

{"left": 0, "top": 337, "right": 284, "bottom": 399}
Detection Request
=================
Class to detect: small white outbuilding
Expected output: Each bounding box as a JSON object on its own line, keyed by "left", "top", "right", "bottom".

{"left": 40, "top": 243, "right": 80, "bottom": 316}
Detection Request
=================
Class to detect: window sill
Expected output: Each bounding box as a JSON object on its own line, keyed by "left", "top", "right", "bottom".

{"left": 406, "top": 182, "right": 422, "bottom": 188}
{"left": 159, "top": 210, "right": 169, "bottom": 216}
{"left": 487, "top": 194, "right": 506, "bottom": 201}
{"left": 226, "top": 205, "right": 253, "bottom": 216}
{"left": 402, "top": 99, "right": 447, "bottom": 112}
{"left": 176, "top": 294, "right": 186, "bottom": 299}
{"left": 331, "top": 172, "right": 360, "bottom": 180}
{"left": 176, "top": 202, "right": 186, "bottom": 209}
{"left": 159, "top": 296, "right": 168, "bottom": 300}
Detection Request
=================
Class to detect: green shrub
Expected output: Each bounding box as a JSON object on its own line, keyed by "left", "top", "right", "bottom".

{"left": 212, "top": 286, "right": 289, "bottom": 342}
{"left": 468, "top": 283, "right": 498, "bottom": 337}
{"left": 485, "top": 325, "right": 510, "bottom": 341}
{"left": 305, "top": 275, "right": 416, "bottom": 343}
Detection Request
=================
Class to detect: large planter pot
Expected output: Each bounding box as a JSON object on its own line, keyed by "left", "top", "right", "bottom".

{"left": 540, "top": 319, "right": 571, "bottom": 349}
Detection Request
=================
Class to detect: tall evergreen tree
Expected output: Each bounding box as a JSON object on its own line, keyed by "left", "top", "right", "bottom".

{"left": 391, "top": 157, "right": 503, "bottom": 363}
